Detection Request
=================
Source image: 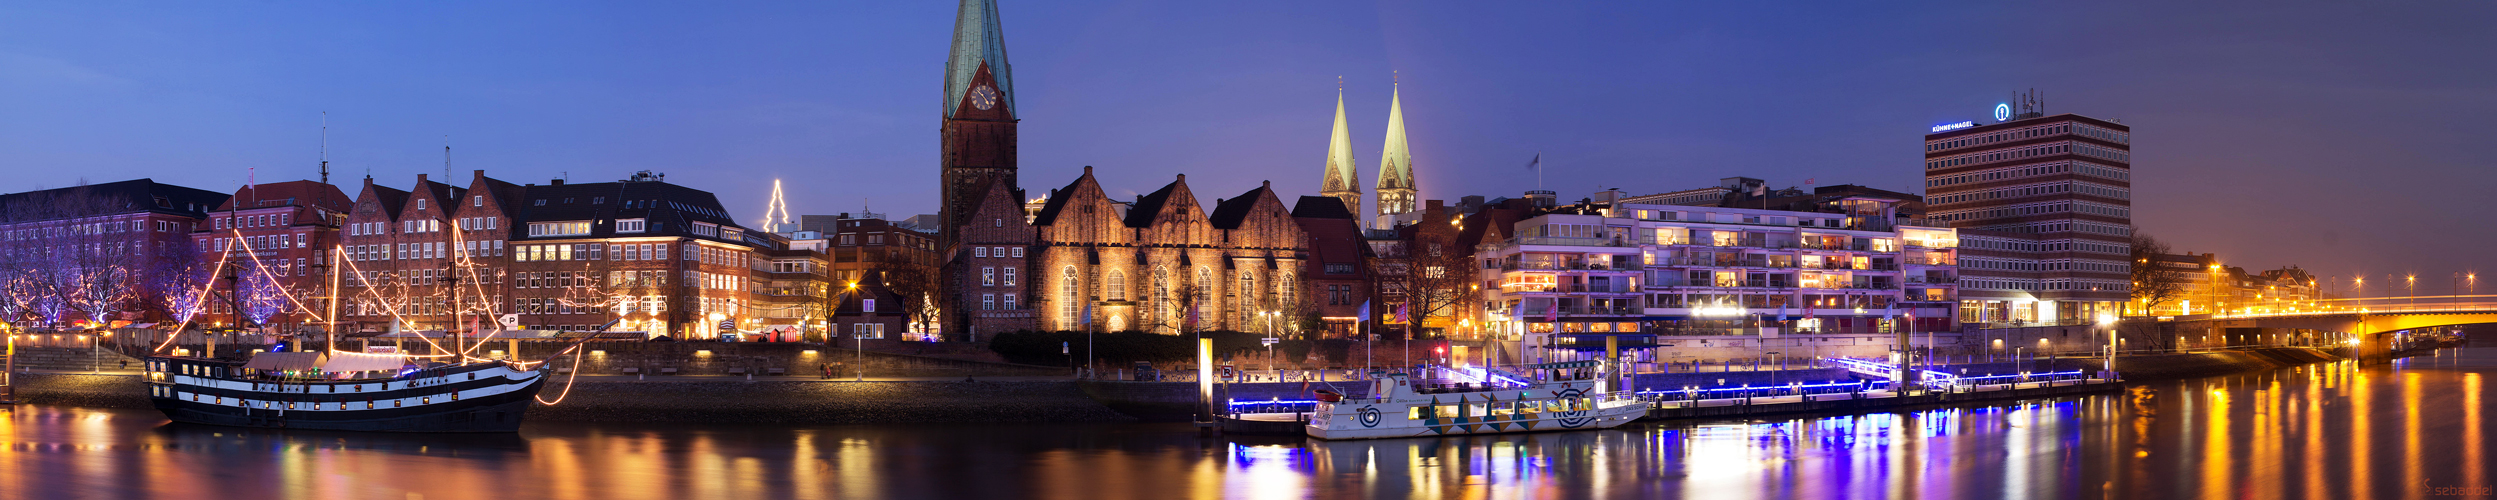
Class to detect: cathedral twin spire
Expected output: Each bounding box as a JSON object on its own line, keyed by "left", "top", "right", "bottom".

{"left": 1319, "top": 87, "right": 1363, "bottom": 221}
{"left": 1374, "top": 82, "right": 1417, "bottom": 225}
{"left": 1321, "top": 80, "right": 1418, "bottom": 228}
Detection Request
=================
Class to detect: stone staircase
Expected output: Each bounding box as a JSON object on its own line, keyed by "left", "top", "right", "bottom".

{"left": 8, "top": 347, "right": 146, "bottom": 371}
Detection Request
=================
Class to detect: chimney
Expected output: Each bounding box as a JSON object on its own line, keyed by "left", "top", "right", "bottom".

{"left": 551, "top": 178, "right": 565, "bottom": 186}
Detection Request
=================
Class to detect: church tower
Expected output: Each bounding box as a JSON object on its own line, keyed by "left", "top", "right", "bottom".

{"left": 939, "top": 0, "right": 1019, "bottom": 340}
{"left": 941, "top": 0, "right": 1018, "bottom": 243}
{"left": 1318, "top": 87, "right": 1362, "bottom": 220}
{"left": 1373, "top": 81, "right": 1417, "bottom": 228}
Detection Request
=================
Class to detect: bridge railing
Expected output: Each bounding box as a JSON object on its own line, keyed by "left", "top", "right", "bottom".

{"left": 2203, "top": 294, "right": 2497, "bottom": 319}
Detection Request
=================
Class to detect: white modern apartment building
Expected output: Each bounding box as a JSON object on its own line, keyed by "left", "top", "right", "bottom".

{"left": 1478, "top": 189, "right": 1959, "bottom": 364}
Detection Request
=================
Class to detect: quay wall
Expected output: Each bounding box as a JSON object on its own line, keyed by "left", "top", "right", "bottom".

{"left": 15, "top": 373, "right": 152, "bottom": 409}
{"left": 524, "top": 380, "right": 1133, "bottom": 424}
{"left": 2105, "top": 347, "right": 2341, "bottom": 381}
{"left": 132, "top": 342, "right": 1067, "bottom": 378}
{"left": 1629, "top": 368, "right": 1854, "bottom": 392}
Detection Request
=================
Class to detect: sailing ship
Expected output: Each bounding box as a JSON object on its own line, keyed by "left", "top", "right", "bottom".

{"left": 137, "top": 226, "right": 585, "bottom": 432}
{"left": 1306, "top": 361, "right": 1648, "bottom": 440}
{"left": 142, "top": 350, "right": 546, "bottom": 432}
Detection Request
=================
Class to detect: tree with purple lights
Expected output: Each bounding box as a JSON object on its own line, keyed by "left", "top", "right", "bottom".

{"left": 148, "top": 235, "right": 214, "bottom": 327}
{"left": 236, "top": 263, "right": 287, "bottom": 331}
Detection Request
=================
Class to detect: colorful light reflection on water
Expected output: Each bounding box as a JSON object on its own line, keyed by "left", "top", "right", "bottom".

{"left": 1, "top": 349, "right": 2492, "bottom": 499}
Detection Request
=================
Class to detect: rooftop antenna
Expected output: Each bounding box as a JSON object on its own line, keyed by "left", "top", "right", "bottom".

{"left": 319, "top": 112, "right": 329, "bottom": 185}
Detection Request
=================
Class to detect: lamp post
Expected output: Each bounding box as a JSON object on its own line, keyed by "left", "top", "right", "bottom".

{"left": 2098, "top": 314, "right": 2118, "bottom": 376}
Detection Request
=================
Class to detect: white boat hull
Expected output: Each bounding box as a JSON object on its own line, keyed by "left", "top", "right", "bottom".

{"left": 1305, "top": 381, "right": 1648, "bottom": 440}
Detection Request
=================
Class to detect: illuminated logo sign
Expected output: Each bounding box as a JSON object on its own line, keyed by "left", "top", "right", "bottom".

{"left": 1994, "top": 104, "right": 2012, "bottom": 122}
{"left": 1931, "top": 121, "right": 1975, "bottom": 133}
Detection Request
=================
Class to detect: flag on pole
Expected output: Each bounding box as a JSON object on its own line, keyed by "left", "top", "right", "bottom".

{"left": 1357, "top": 300, "right": 1370, "bottom": 320}
{"left": 1394, "top": 303, "right": 1410, "bottom": 324}
{"left": 1080, "top": 302, "right": 1093, "bottom": 326}
{"left": 1185, "top": 302, "right": 1200, "bottom": 331}
{"left": 1777, "top": 303, "right": 1789, "bottom": 322}
{"left": 1524, "top": 154, "right": 1541, "bottom": 171}
{"left": 1544, "top": 300, "right": 1559, "bottom": 322}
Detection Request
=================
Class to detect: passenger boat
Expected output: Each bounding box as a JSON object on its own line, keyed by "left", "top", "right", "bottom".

{"left": 141, "top": 350, "right": 547, "bottom": 433}
{"left": 1306, "top": 361, "right": 1648, "bottom": 440}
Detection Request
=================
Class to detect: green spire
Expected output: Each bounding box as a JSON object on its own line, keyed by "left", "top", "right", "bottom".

{"left": 1376, "top": 81, "right": 1416, "bottom": 218}
{"left": 944, "top": 0, "right": 1013, "bottom": 118}
{"left": 1321, "top": 87, "right": 1362, "bottom": 215}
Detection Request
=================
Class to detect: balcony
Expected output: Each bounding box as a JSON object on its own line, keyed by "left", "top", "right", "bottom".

{"left": 1543, "top": 306, "right": 1640, "bottom": 316}
{"left": 1656, "top": 257, "right": 1794, "bottom": 268}
{"left": 1502, "top": 261, "right": 1635, "bottom": 272}
{"left": 1508, "top": 283, "right": 1639, "bottom": 294}
{"left": 1514, "top": 236, "right": 1637, "bottom": 248}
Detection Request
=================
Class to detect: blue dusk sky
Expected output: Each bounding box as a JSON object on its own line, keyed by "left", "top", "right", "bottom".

{"left": 3, "top": 1, "right": 2492, "bottom": 290}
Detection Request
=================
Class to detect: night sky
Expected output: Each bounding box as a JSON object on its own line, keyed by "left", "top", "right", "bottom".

{"left": 4, "top": 2, "right": 2491, "bottom": 294}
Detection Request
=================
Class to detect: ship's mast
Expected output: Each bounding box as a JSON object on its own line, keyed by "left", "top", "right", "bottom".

{"left": 444, "top": 260, "right": 464, "bottom": 364}
{"left": 326, "top": 245, "right": 341, "bottom": 354}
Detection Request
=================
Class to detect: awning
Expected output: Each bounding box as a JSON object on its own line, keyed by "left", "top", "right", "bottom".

{"left": 241, "top": 352, "right": 327, "bottom": 371}
{"left": 321, "top": 351, "right": 412, "bottom": 373}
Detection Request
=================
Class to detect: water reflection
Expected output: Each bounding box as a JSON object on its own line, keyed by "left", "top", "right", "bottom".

{"left": 4, "top": 349, "right": 2495, "bottom": 499}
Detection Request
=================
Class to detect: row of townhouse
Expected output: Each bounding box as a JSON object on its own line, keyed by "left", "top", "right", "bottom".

{"left": 312, "top": 170, "right": 790, "bottom": 338}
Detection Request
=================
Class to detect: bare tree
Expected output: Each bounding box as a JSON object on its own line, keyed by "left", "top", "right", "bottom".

{"left": 2128, "top": 232, "right": 2188, "bottom": 316}
{"left": 1401, "top": 241, "right": 1481, "bottom": 340}
{"left": 875, "top": 258, "right": 939, "bottom": 337}
{"left": 0, "top": 186, "right": 135, "bottom": 329}
{"left": 1133, "top": 271, "right": 1206, "bottom": 335}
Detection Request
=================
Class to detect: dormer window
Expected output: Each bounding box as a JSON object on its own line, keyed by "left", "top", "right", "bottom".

{"left": 473, "top": 196, "right": 483, "bottom": 207}
{"left": 616, "top": 219, "right": 646, "bottom": 233}
{"left": 416, "top": 199, "right": 426, "bottom": 210}
{"left": 534, "top": 200, "right": 547, "bottom": 206}
{"left": 528, "top": 221, "right": 593, "bottom": 237}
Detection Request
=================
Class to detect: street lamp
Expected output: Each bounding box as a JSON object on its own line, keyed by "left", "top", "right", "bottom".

{"left": 2097, "top": 313, "right": 2118, "bottom": 375}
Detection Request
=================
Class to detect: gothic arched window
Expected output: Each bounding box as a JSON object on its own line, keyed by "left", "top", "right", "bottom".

{"left": 1153, "top": 267, "right": 1172, "bottom": 331}
{"left": 1060, "top": 266, "right": 1079, "bottom": 327}
{"left": 1278, "top": 272, "right": 1295, "bottom": 310}
{"left": 1107, "top": 270, "right": 1127, "bottom": 301}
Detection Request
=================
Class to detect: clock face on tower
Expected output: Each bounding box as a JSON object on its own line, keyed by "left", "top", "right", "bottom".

{"left": 969, "top": 84, "right": 998, "bottom": 111}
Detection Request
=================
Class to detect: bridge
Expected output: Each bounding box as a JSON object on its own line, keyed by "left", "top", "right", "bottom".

{"left": 2178, "top": 295, "right": 2496, "bottom": 361}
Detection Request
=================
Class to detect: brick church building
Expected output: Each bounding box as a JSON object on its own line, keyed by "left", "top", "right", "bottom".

{"left": 935, "top": 0, "right": 1311, "bottom": 338}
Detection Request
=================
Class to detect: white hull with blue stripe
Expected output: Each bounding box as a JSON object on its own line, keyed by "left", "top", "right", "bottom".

{"left": 1306, "top": 362, "right": 1646, "bottom": 440}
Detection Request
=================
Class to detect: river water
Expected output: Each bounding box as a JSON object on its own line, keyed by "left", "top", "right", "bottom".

{"left": 5, "top": 348, "right": 2493, "bottom": 500}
